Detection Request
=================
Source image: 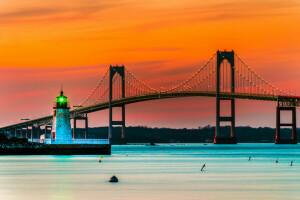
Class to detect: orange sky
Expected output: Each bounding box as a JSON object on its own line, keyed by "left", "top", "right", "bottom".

{"left": 1, "top": 0, "right": 300, "bottom": 128}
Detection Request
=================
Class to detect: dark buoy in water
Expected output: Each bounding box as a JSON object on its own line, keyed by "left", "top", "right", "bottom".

{"left": 248, "top": 156, "right": 251, "bottom": 161}
{"left": 99, "top": 159, "right": 102, "bottom": 163}
{"left": 109, "top": 175, "right": 118, "bottom": 182}
{"left": 290, "top": 161, "right": 293, "bottom": 166}
{"left": 276, "top": 159, "right": 278, "bottom": 163}
{"left": 201, "top": 164, "right": 206, "bottom": 171}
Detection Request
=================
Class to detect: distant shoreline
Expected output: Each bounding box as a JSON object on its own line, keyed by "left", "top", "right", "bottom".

{"left": 74, "top": 126, "right": 300, "bottom": 144}
{"left": 2, "top": 126, "right": 298, "bottom": 144}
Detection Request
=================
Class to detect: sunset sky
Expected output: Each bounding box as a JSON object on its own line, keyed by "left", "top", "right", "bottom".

{"left": 1, "top": 0, "right": 300, "bottom": 128}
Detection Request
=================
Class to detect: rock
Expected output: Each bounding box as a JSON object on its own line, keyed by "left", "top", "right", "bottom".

{"left": 109, "top": 175, "right": 118, "bottom": 182}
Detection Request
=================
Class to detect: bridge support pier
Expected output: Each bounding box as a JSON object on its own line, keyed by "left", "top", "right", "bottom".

{"left": 109, "top": 105, "right": 126, "bottom": 144}
{"left": 214, "top": 50, "right": 237, "bottom": 144}
{"left": 275, "top": 106, "right": 297, "bottom": 144}
{"left": 214, "top": 98, "right": 237, "bottom": 144}
{"left": 108, "top": 65, "right": 126, "bottom": 144}
{"left": 73, "top": 113, "right": 88, "bottom": 139}
{"left": 21, "top": 127, "right": 24, "bottom": 138}
{"left": 36, "top": 126, "right": 40, "bottom": 139}
{"left": 45, "top": 125, "right": 52, "bottom": 135}
{"left": 30, "top": 125, "right": 33, "bottom": 142}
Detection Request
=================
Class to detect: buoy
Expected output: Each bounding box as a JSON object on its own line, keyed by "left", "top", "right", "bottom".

{"left": 101, "top": 156, "right": 104, "bottom": 159}
{"left": 109, "top": 175, "right": 118, "bottom": 182}
{"left": 276, "top": 159, "right": 278, "bottom": 163}
{"left": 248, "top": 156, "right": 251, "bottom": 161}
{"left": 290, "top": 161, "right": 293, "bottom": 166}
{"left": 201, "top": 164, "right": 206, "bottom": 171}
{"left": 99, "top": 159, "right": 102, "bottom": 163}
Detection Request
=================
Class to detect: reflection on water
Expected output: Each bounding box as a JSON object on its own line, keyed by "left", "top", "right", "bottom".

{"left": 0, "top": 144, "right": 300, "bottom": 200}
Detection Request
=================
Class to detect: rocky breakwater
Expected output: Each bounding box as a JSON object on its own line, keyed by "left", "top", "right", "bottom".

{"left": 0, "top": 134, "right": 111, "bottom": 155}
{"left": 0, "top": 134, "right": 48, "bottom": 155}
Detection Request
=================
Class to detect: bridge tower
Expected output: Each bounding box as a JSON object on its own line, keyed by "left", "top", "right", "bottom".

{"left": 109, "top": 65, "right": 126, "bottom": 144}
{"left": 275, "top": 97, "right": 297, "bottom": 144}
{"left": 214, "top": 50, "right": 237, "bottom": 144}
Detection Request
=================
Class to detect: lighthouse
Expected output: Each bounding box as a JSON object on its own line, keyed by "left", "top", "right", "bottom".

{"left": 51, "top": 90, "right": 72, "bottom": 143}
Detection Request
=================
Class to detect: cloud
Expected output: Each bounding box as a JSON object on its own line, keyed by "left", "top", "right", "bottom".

{"left": 0, "top": 8, "right": 60, "bottom": 19}
{"left": 131, "top": 0, "right": 300, "bottom": 32}
{"left": 122, "top": 47, "right": 184, "bottom": 52}
{"left": 0, "top": 64, "right": 107, "bottom": 74}
{"left": 0, "top": 0, "right": 121, "bottom": 24}
{"left": 175, "top": 0, "right": 300, "bottom": 19}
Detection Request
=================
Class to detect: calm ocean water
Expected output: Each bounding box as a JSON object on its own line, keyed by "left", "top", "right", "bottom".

{"left": 0, "top": 144, "right": 300, "bottom": 200}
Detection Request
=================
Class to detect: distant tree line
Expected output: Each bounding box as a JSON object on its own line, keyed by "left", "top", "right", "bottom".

{"left": 72, "top": 126, "right": 300, "bottom": 144}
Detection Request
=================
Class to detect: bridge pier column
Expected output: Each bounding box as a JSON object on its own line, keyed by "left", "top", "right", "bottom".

{"left": 122, "top": 104, "right": 125, "bottom": 144}
{"left": 73, "top": 118, "right": 76, "bottom": 139}
{"left": 14, "top": 128, "right": 17, "bottom": 137}
{"left": 36, "top": 126, "right": 40, "bottom": 139}
{"left": 109, "top": 105, "right": 112, "bottom": 140}
{"left": 30, "top": 125, "right": 33, "bottom": 142}
{"left": 85, "top": 114, "right": 88, "bottom": 139}
{"left": 214, "top": 50, "right": 237, "bottom": 144}
{"left": 44, "top": 125, "right": 51, "bottom": 136}
{"left": 18, "top": 127, "right": 21, "bottom": 138}
{"left": 275, "top": 106, "right": 297, "bottom": 144}
{"left": 21, "top": 127, "right": 24, "bottom": 138}
{"left": 26, "top": 126, "right": 28, "bottom": 139}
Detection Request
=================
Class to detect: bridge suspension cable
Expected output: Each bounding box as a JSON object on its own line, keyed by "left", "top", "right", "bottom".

{"left": 163, "top": 52, "right": 217, "bottom": 93}
{"left": 79, "top": 68, "right": 110, "bottom": 107}
{"left": 124, "top": 67, "right": 159, "bottom": 96}
{"left": 234, "top": 53, "right": 292, "bottom": 96}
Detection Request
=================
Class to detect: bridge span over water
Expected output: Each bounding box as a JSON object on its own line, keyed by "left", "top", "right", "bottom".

{"left": 1, "top": 50, "right": 300, "bottom": 144}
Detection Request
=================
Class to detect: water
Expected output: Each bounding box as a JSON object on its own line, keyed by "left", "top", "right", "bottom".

{"left": 0, "top": 144, "right": 300, "bottom": 200}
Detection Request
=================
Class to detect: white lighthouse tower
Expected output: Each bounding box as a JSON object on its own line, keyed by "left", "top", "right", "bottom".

{"left": 51, "top": 90, "right": 72, "bottom": 143}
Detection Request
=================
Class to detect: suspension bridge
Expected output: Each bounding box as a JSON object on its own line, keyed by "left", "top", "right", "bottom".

{"left": 1, "top": 50, "right": 299, "bottom": 144}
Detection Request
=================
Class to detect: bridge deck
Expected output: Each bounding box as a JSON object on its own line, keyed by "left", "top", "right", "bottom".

{"left": 0, "top": 91, "right": 298, "bottom": 130}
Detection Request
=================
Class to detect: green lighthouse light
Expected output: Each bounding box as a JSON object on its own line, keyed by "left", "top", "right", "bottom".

{"left": 56, "top": 90, "right": 68, "bottom": 108}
